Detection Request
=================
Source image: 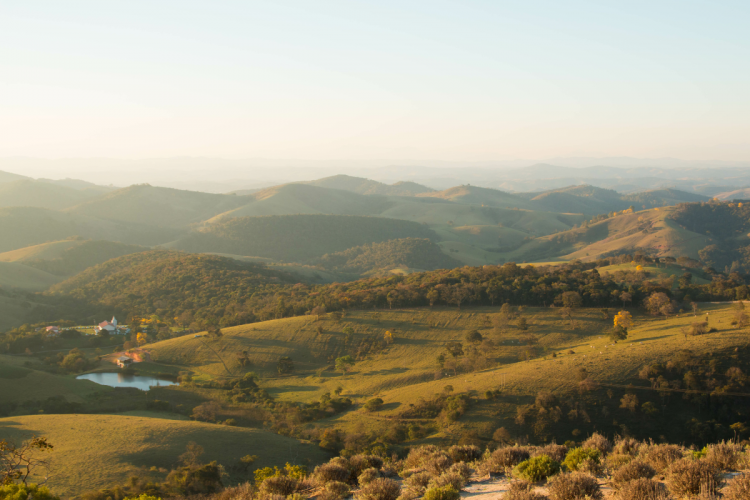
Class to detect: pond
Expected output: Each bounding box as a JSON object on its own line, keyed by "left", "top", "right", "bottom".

{"left": 76, "top": 372, "right": 177, "bottom": 391}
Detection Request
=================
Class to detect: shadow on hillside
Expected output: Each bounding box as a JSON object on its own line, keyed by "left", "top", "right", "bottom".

{"left": 629, "top": 335, "right": 671, "bottom": 343}
{"left": 266, "top": 385, "right": 319, "bottom": 394}
{"left": 362, "top": 367, "right": 408, "bottom": 376}
{"left": 393, "top": 337, "right": 430, "bottom": 346}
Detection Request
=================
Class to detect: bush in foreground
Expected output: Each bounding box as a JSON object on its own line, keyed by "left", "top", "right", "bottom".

{"left": 724, "top": 473, "right": 750, "bottom": 500}
{"left": 513, "top": 455, "right": 560, "bottom": 482}
{"left": 581, "top": 433, "right": 612, "bottom": 456}
{"left": 422, "top": 486, "right": 460, "bottom": 500}
{"left": 358, "top": 468, "right": 381, "bottom": 486}
{"left": 314, "top": 463, "right": 350, "bottom": 485}
{"left": 501, "top": 481, "right": 548, "bottom": 500}
{"left": 0, "top": 484, "right": 59, "bottom": 500}
{"left": 614, "top": 478, "right": 669, "bottom": 500}
{"left": 490, "top": 447, "right": 531, "bottom": 473}
{"left": 665, "top": 458, "right": 722, "bottom": 497}
{"left": 320, "top": 481, "right": 350, "bottom": 500}
{"left": 611, "top": 460, "right": 655, "bottom": 488}
{"left": 355, "top": 478, "right": 401, "bottom": 500}
{"left": 259, "top": 476, "right": 298, "bottom": 496}
{"left": 561, "top": 448, "right": 600, "bottom": 472}
{"left": 638, "top": 443, "right": 683, "bottom": 473}
{"left": 546, "top": 472, "right": 602, "bottom": 500}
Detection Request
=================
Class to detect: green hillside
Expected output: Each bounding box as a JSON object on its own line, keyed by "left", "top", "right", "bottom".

{"left": 304, "top": 174, "right": 434, "bottom": 196}
{"left": 211, "top": 184, "right": 393, "bottom": 220}
{"left": 0, "top": 413, "right": 329, "bottom": 497}
{"left": 317, "top": 238, "right": 461, "bottom": 275}
{"left": 0, "top": 262, "right": 63, "bottom": 290}
{"left": 47, "top": 251, "right": 300, "bottom": 327}
{"left": 66, "top": 184, "right": 250, "bottom": 228}
{"left": 0, "top": 206, "right": 182, "bottom": 253}
{"left": 0, "top": 169, "right": 30, "bottom": 183}
{"left": 0, "top": 238, "right": 147, "bottom": 276}
{"left": 166, "top": 214, "right": 439, "bottom": 262}
{"left": 522, "top": 185, "right": 709, "bottom": 215}
{"left": 418, "top": 185, "right": 538, "bottom": 210}
{"left": 0, "top": 180, "right": 103, "bottom": 210}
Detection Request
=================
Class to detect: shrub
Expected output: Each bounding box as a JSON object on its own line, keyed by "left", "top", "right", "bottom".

{"left": 404, "top": 471, "right": 433, "bottom": 492}
{"left": 604, "top": 453, "right": 632, "bottom": 473}
{"left": 546, "top": 472, "right": 602, "bottom": 500}
{"left": 638, "top": 443, "right": 684, "bottom": 473}
{"left": 0, "top": 484, "right": 59, "bottom": 500}
{"left": 724, "top": 472, "right": 750, "bottom": 500}
{"left": 314, "top": 463, "right": 351, "bottom": 485}
{"left": 447, "top": 462, "right": 472, "bottom": 482}
{"left": 501, "top": 481, "right": 548, "bottom": 500}
{"left": 533, "top": 444, "right": 568, "bottom": 463}
{"left": 615, "top": 478, "right": 669, "bottom": 500}
{"left": 581, "top": 433, "right": 612, "bottom": 455}
{"left": 447, "top": 444, "right": 481, "bottom": 463}
{"left": 404, "top": 446, "right": 452, "bottom": 473}
{"left": 422, "top": 486, "right": 461, "bottom": 500}
{"left": 490, "top": 447, "right": 531, "bottom": 473}
{"left": 260, "top": 476, "right": 299, "bottom": 496}
{"left": 355, "top": 478, "right": 401, "bottom": 500}
{"left": 350, "top": 455, "right": 385, "bottom": 477}
{"left": 665, "top": 458, "right": 722, "bottom": 497}
{"left": 427, "top": 472, "right": 465, "bottom": 491}
{"left": 321, "top": 481, "right": 350, "bottom": 500}
{"left": 562, "top": 448, "right": 600, "bottom": 472}
{"left": 611, "top": 461, "right": 655, "bottom": 488}
{"left": 513, "top": 455, "right": 560, "bottom": 482}
{"left": 705, "top": 441, "right": 742, "bottom": 471}
{"left": 612, "top": 437, "right": 640, "bottom": 456}
{"left": 358, "top": 468, "right": 381, "bottom": 486}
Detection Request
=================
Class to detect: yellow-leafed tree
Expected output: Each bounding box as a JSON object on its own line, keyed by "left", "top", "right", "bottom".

{"left": 384, "top": 330, "right": 394, "bottom": 345}
{"left": 137, "top": 332, "right": 148, "bottom": 346}
{"left": 614, "top": 311, "right": 632, "bottom": 330}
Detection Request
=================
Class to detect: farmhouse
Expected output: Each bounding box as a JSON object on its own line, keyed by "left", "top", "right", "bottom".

{"left": 116, "top": 355, "right": 133, "bottom": 368}
{"left": 45, "top": 326, "right": 60, "bottom": 336}
{"left": 95, "top": 316, "right": 128, "bottom": 334}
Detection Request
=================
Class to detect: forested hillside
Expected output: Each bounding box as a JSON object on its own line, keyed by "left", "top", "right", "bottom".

{"left": 166, "top": 214, "right": 438, "bottom": 262}
{"left": 317, "top": 238, "right": 461, "bottom": 274}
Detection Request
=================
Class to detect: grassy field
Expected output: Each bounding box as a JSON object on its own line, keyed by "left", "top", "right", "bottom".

{"left": 0, "top": 354, "right": 110, "bottom": 404}
{"left": 0, "top": 413, "right": 330, "bottom": 497}
{"left": 146, "top": 302, "right": 749, "bottom": 440}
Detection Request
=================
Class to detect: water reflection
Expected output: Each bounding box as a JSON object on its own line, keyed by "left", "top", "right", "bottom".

{"left": 76, "top": 372, "right": 176, "bottom": 391}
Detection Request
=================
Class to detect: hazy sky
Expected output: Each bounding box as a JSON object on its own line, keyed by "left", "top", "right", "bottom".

{"left": 1, "top": 1, "right": 749, "bottom": 161}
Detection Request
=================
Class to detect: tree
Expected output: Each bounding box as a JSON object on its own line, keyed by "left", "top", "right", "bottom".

{"left": 166, "top": 461, "right": 224, "bottom": 495}
{"left": 732, "top": 302, "right": 748, "bottom": 328}
{"left": 1, "top": 437, "right": 53, "bottom": 486}
{"left": 277, "top": 356, "right": 294, "bottom": 374}
{"left": 620, "top": 292, "right": 632, "bottom": 308}
{"left": 335, "top": 355, "right": 355, "bottom": 374}
{"left": 191, "top": 402, "right": 220, "bottom": 422}
{"left": 363, "top": 398, "right": 384, "bottom": 412}
{"left": 445, "top": 342, "right": 464, "bottom": 358}
{"left": 644, "top": 292, "right": 674, "bottom": 318}
{"left": 464, "top": 330, "right": 483, "bottom": 344}
{"left": 620, "top": 394, "right": 639, "bottom": 413}
{"left": 560, "top": 291, "right": 582, "bottom": 309}
{"left": 426, "top": 289, "right": 439, "bottom": 307}
{"left": 613, "top": 310, "right": 632, "bottom": 330}
{"left": 179, "top": 442, "right": 205, "bottom": 468}
{"left": 383, "top": 331, "right": 394, "bottom": 345}
{"left": 137, "top": 332, "right": 148, "bottom": 346}
{"left": 517, "top": 317, "right": 528, "bottom": 331}
{"left": 334, "top": 386, "right": 343, "bottom": 396}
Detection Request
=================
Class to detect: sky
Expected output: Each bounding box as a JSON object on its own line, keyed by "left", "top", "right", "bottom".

{"left": 1, "top": 1, "right": 749, "bottom": 162}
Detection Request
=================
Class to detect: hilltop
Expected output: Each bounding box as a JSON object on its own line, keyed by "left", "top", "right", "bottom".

{"left": 303, "top": 174, "right": 434, "bottom": 196}
{"left": 66, "top": 184, "right": 251, "bottom": 228}
{"left": 0, "top": 179, "right": 105, "bottom": 210}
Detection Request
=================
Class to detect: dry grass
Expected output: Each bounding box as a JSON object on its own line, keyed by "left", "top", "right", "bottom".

{"left": 0, "top": 413, "right": 329, "bottom": 497}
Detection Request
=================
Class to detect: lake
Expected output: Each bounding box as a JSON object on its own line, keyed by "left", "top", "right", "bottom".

{"left": 76, "top": 372, "right": 177, "bottom": 391}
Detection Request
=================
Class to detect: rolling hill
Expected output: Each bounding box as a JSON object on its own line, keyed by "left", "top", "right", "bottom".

{"left": 0, "top": 238, "right": 147, "bottom": 276}
{"left": 210, "top": 184, "right": 393, "bottom": 220}
{"left": 0, "top": 413, "right": 329, "bottom": 497}
{"left": 0, "top": 169, "right": 30, "bottom": 183}
{"left": 0, "top": 207, "right": 182, "bottom": 253}
{"left": 65, "top": 184, "right": 251, "bottom": 228}
{"left": 0, "top": 180, "right": 105, "bottom": 210}
{"left": 165, "top": 214, "right": 439, "bottom": 262}
{"left": 0, "top": 262, "right": 64, "bottom": 291}
{"left": 303, "top": 174, "right": 434, "bottom": 196}
{"left": 418, "top": 185, "right": 538, "bottom": 210}
{"left": 316, "top": 238, "right": 461, "bottom": 275}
